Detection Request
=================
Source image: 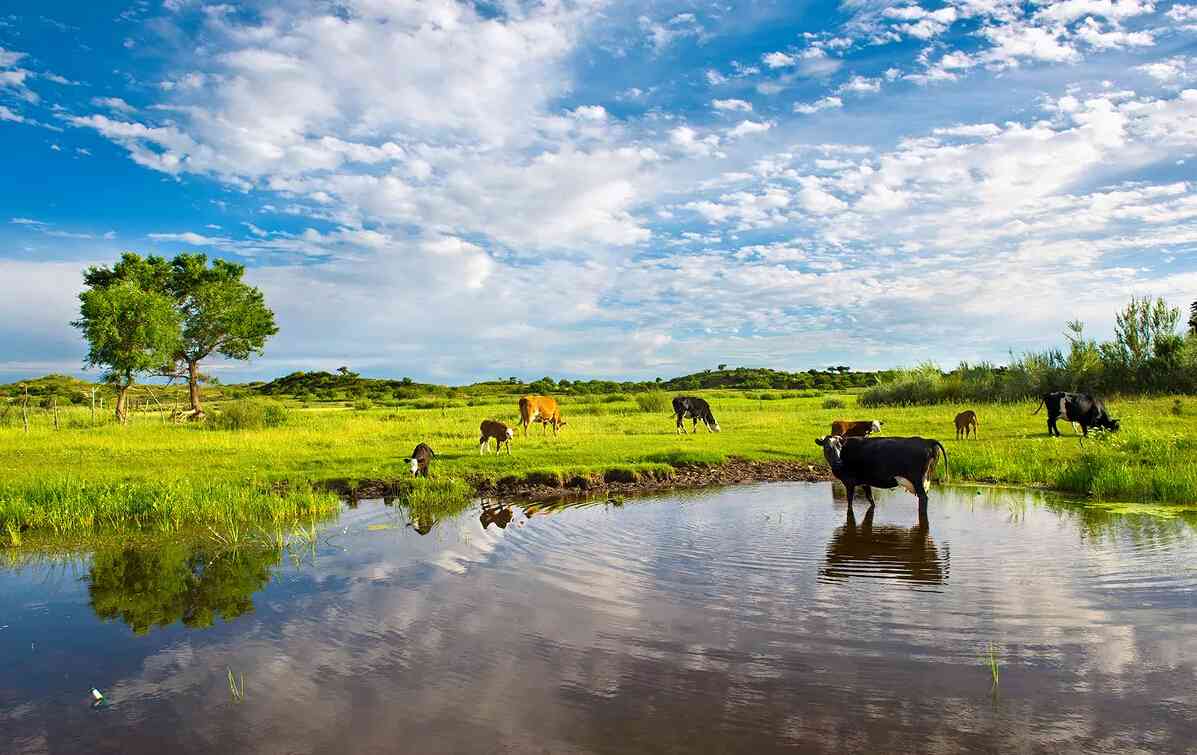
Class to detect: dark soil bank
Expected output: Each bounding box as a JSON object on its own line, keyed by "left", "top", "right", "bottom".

{"left": 328, "top": 458, "right": 833, "bottom": 502}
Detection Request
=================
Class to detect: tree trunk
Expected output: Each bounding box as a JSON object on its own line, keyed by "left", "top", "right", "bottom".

{"left": 187, "top": 361, "right": 204, "bottom": 417}
{"left": 115, "top": 385, "right": 129, "bottom": 424}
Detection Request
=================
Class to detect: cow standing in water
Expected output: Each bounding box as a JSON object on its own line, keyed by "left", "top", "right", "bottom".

{"left": 673, "top": 396, "right": 720, "bottom": 434}
{"left": 816, "top": 435, "right": 947, "bottom": 517}
{"left": 1033, "top": 392, "right": 1119, "bottom": 437}
{"left": 519, "top": 395, "right": 566, "bottom": 437}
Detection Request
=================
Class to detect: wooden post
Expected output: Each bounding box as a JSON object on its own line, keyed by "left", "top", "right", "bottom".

{"left": 91, "top": 387, "right": 96, "bottom": 426}
{"left": 21, "top": 384, "right": 29, "bottom": 433}
{"left": 52, "top": 396, "right": 59, "bottom": 431}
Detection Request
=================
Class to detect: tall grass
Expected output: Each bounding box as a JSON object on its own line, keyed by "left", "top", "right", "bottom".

{"left": 635, "top": 392, "right": 669, "bottom": 413}
{"left": 0, "top": 477, "right": 338, "bottom": 546}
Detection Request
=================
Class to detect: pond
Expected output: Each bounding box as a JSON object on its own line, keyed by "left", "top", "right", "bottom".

{"left": 2, "top": 482, "right": 1196, "bottom": 753}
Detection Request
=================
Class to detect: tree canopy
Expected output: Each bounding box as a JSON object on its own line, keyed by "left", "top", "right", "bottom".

{"left": 72, "top": 279, "right": 181, "bottom": 422}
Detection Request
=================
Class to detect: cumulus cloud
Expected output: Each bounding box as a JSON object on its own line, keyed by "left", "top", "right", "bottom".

{"left": 794, "top": 96, "right": 842, "bottom": 114}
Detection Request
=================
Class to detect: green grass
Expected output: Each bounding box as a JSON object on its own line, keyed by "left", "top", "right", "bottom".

{"left": 2, "top": 391, "right": 1196, "bottom": 542}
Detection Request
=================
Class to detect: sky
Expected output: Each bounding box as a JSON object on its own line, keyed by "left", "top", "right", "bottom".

{"left": 1, "top": 0, "right": 1195, "bottom": 384}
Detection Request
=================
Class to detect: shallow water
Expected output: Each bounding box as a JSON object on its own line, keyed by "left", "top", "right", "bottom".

{"left": 2, "top": 482, "right": 1197, "bottom": 754}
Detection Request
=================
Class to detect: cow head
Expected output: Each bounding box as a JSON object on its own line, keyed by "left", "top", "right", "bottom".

{"left": 505, "top": 427, "right": 515, "bottom": 440}
{"left": 1103, "top": 416, "right": 1121, "bottom": 432}
{"left": 870, "top": 420, "right": 883, "bottom": 434}
{"left": 712, "top": 421, "right": 721, "bottom": 432}
{"left": 406, "top": 457, "right": 419, "bottom": 476}
{"left": 815, "top": 434, "right": 845, "bottom": 470}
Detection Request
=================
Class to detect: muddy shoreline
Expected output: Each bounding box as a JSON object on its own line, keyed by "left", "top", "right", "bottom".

{"left": 329, "top": 458, "right": 835, "bottom": 503}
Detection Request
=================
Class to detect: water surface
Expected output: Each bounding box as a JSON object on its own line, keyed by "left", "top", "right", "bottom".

{"left": 2, "top": 483, "right": 1196, "bottom": 753}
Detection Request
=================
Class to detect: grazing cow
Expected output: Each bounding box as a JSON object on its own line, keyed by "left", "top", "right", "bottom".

{"left": 830, "top": 419, "right": 883, "bottom": 438}
{"left": 1033, "top": 391, "right": 1120, "bottom": 437}
{"left": 406, "top": 442, "right": 436, "bottom": 477}
{"left": 815, "top": 435, "right": 948, "bottom": 515}
{"left": 519, "top": 395, "right": 566, "bottom": 437}
{"left": 954, "top": 410, "right": 978, "bottom": 440}
{"left": 673, "top": 396, "right": 720, "bottom": 434}
{"left": 479, "top": 420, "right": 514, "bottom": 454}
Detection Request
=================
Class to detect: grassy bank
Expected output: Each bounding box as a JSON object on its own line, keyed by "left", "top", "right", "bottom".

{"left": 1, "top": 391, "right": 1195, "bottom": 542}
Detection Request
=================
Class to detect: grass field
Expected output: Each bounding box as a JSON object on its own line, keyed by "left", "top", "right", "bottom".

{"left": 2, "top": 390, "right": 1196, "bottom": 543}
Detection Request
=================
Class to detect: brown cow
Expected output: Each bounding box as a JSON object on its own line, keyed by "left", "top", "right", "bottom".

{"left": 519, "top": 395, "right": 566, "bottom": 436}
{"left": 830, "top": 419, "right": 883, "bottom": 438}
{"left": 479, "top": 420, "right": 514, "bottom": 454}
{"left": 954, "top": 410, "right": 978, "bottom": 440}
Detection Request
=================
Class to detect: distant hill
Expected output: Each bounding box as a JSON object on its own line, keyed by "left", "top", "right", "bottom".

{"left": 3, "top": 366, "right": 888, "bottom": 405}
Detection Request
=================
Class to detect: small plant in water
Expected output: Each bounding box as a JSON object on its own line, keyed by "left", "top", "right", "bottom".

{"left": 227, "top": 667, "right": 246, "bottom": 703}
{"left": 981, "top": 642, "right": 1000, "bottom": 691}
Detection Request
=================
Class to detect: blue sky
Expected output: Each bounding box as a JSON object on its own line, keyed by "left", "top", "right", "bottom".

{"left": 1, "top": 0, "right": 1195, "bottom": 383}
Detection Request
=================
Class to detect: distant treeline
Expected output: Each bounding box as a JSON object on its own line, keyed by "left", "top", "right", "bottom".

{"left": 861, "top": 296, "right": 1197, "bottom": 407}
{"left": 250, "top": 365, "right": 887, "bottom": 402}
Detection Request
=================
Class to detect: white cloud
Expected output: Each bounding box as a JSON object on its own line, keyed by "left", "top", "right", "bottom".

{"left": 725, "top": 120, "right": 773, "bottom": 138}
{"left": 838, "top": 75, "right": 881, "bottom": 94}
{"left": 0, "top": 104, "right": 25, "bottom": 123}
{"left": 670, "top": 126, "right": 723, "bottom": 157}
{"left": 91, "top": 96, "right": 136, "bottom": 114}
{"left": 762, "top": 51, "right": 796, "bottom": 69}
{"left": 794, "top": 96, "right": 843, "bottom": 114}
{"left": 712, "top": 98, "right": 753, "bottom": 112}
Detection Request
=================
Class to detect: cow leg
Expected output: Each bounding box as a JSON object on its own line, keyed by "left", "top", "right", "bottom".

{"left": 480, "top": 440, "right": 487, "bottom": 455}
{"left": 692, "top": 418, "right": 698, "bottom": 432}
{"left": 913, "top": 478, "right": 930, "bottom": 517}
{"left": 844, "top": 483, "right": 856, "bottom": 509}
{"left": 1048, "top": 415, "right": 1059, "bottom": 436}
{"left": 862, "top": 485, "right": 876, "bottom": 506}
{"left": 1081, "top": 422, "right": 1089, "bottom": 437}
{"left": 676, "top": 413, "right": 685, "bottom": 434}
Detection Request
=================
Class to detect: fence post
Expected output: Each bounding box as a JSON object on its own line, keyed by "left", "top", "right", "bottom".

{"left": 21, "top": 384, "right": 29, "bottom": 433}
{"left": 52, "top": 396, "right": 59, "bottom": 431}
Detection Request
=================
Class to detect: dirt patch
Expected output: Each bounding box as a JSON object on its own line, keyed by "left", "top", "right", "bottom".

{"left": 320, "top": 458, "right": 833, "bottom": 503}
{"left": 474, "top": 457, "right": 833, "bottom": 502}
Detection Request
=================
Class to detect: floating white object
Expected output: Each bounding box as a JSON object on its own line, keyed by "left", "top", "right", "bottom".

{"left": 91, "top": 688, "right": 104, "bottom": 701}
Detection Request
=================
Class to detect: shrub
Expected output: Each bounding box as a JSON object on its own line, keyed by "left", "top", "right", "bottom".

{"left": 352, "top": 399, "right": 372, "bottom": 411}
{"left": 635, "top": 392, "right": 669, "bottom": 412}
{"left": 822, "top": 398, "right": 846, "bottom": 409}
{"left": 209, "top": 399, "right": 289, "bottom": 430}
{"left": 603, "top": 393, "right": 631, "bottom": 403}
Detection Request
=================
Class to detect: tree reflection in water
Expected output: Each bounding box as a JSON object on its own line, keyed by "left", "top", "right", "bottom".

{"left": 88, "top": 542, "right": 282, "bottom": 634}
{"left": 821, "top": 504, "right": 948, "bottom": 585}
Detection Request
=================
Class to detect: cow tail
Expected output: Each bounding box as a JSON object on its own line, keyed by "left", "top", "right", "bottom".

{"left": 934, "top": 441, "right": 949, "bottom": 480}
{"left": 1031, "top": 394, "right": 1046, "bottom": 415}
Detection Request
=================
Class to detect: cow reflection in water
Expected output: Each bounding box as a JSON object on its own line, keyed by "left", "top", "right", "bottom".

{"left": 479, "top": 504, "right": 514, "bottom": 530}
{"left": 822, "top": 501, "right": 947, "bottom": 585}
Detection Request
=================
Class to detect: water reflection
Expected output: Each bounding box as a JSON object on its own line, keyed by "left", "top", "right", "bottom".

{"left": 479, "top": 504, "right": 515, "bottom": 530}
{"left": 4, "top": 483, "right": 1197, "bottom": 754}
{"left": 821, "top": 504, "right": 947, "bottom": 586}
{"left": 87, "top": 542, "right": 281, "bottom": 635}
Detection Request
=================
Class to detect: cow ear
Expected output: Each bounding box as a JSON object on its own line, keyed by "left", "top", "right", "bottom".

{"left": 815, "top": 437, "right": 825, "bottom": 446}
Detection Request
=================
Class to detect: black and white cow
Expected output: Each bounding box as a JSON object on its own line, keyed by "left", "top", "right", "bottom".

{"left": 407, "top": 442, "right": 436, "bottom": 477}
{"left": 815, "top": 435, "right": 948, "bottom": 515}
{"left": 673, "top": 396, "right": 720, "bottom": 434}
{"left": 1033, "top": 391, "right": 1120, "bottom": 437}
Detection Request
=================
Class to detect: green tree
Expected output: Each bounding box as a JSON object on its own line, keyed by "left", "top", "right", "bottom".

{"left": 1189, "top": 299, "right": 1196, "bottom": 335}
{"left": 84, "top": 252, "right": 278, "bottom": 417}
{"left": 166, "top": 254, "right": 278, "bottom": 416}
{"left": 72, "top": 280, "right": 181, "bottom": 423}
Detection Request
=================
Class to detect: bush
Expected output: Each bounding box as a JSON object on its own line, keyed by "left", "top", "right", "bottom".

{"left": 635, "top": 392, "right": 669, "bottom": 413}
{"left": 822, "top": 398, "right": 846, "bottom": 409}
{"left": 603, "top": 393, "right": 631, "bottom": 403}
{"left": 209, "top": 399, "right": 289, "bottom": 430}
{"left": 353, "top": 399, "right": 372, "bottom": 411}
